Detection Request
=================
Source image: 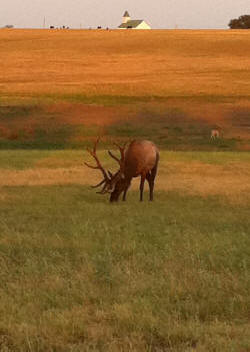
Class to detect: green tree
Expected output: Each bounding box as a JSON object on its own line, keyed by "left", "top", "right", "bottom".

{"left": 228, "top": 15, "right": 250, "bottom": 29}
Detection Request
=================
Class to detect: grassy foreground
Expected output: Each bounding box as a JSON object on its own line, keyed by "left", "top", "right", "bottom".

{"left": 0, "top": 151, "right": 250, "bottom": 351}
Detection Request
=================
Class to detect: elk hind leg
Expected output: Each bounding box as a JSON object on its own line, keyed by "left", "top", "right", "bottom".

{"left": 139, "top": 174, "right": 146, "bottom": 202}
{"left": 146, "top": 165, "right": 158, "bottom": 201}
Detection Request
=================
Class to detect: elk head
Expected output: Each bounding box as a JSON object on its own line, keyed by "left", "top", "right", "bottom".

{"left": 108, "top": 143, "right": 128, "bottom": 202}
{"left": 84, "top": 138, "right": 127, "bottom": 202}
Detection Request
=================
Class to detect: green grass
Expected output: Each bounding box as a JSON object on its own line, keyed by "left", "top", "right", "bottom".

{"left": 0, "top": 121, "right": 239, "bottom": 151}
{"left": 0, "top": 101, "right": 248, "bottom": 151}
{"left": 1, "top": 149, "right": 250, "bottom": 171}
{"left": 0, "top": 150, "right": 51, "bottom": 169}
{"left": 3, "top": 92, "right": 250, "bottom": 107}
{"left": 0, "top": 185, "right": 249, "bottom": 351}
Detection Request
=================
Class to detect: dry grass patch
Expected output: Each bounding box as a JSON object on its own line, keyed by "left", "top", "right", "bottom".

{"left": 1, "top": 29, "right": 250, "bottom": 100}
{"left": 1, "top": 160, "right": 249, "bottom": 203}
{"left": 0, "top": 167, "right": 85, "bottom": 186}
{"left": 159, "top": 161, "right": 250, "bottom": 199}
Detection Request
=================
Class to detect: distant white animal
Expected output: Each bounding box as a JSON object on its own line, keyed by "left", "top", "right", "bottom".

{"left": 211, "top": 129, "right": 220, "bottom": 139}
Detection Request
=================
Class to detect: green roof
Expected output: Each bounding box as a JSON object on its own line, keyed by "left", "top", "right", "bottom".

{"left": 118, "top": 20, "right": 143, "bottom": 28}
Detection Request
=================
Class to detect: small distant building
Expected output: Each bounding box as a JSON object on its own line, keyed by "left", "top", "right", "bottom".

{"left": 118, "top": 11, "right": 151, "bottom": 29}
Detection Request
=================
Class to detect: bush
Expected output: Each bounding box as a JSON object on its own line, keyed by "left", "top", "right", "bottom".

{"left": 228, "top": 15, "right": 250, "bottom": 29}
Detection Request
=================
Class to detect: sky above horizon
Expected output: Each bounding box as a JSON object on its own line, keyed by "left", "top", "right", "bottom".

{"left": 1, "top": 0, "right": 250, "bottom": 29}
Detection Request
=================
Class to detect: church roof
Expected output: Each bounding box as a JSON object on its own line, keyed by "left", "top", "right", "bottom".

{"left": 123, "top": 11, "right": 130, "bottom": 17}
{"left": 118, "top": 20, "right": 143, "bottom": 28}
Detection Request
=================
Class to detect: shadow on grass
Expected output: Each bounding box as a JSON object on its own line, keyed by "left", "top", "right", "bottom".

{"left": 0, "top": 102, "right": 247, "bottom": 151}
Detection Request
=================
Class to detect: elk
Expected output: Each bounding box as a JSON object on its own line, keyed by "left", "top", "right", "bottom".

{"left": 211, "top": 129, "right": 220, "bottom": 139}
{"left": 84, "top": 138, "right": 159, "bottom": 202}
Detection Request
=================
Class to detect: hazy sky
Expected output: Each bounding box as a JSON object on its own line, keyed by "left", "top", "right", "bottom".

{"left": 1, "top": 0, "right": 250, "bottom": 29}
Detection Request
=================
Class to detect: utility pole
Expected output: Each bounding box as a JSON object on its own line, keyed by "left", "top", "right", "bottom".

{"left": 43, "top": 16, "right": 46, "bottom": 29}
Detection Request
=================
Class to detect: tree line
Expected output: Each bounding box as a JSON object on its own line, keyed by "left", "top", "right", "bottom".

{"left": 228, "top": 15, "right": 250, "bottom": 29}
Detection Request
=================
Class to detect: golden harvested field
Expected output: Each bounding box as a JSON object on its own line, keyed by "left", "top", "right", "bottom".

{"left": 1, "top": 29, "right": 250, "bottom": 99}
{"left": 0, "top": 29, "right": 250, "bottom": 150}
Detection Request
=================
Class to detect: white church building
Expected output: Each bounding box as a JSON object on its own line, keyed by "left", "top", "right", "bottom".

{"left": 118, "top": 11, "right": 151, "bottom": 29}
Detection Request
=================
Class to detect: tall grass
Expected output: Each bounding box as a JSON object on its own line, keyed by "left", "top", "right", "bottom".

{"left": 0, "top": 185, "right": 249, "bottom": 351}
{"left": 0, "top": 149, "right": 250, "bottom": 350}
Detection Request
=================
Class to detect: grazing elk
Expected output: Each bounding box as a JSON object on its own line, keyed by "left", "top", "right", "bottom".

{"left": 84, "top": 138, "right": 159, "bottom": 202}
{"left": 211, "top": 129, "right": 220, "bottom": 139}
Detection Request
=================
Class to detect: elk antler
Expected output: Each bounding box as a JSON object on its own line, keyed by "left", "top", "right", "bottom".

{"left": 84, "top": 138, "right": 111, "bottom": 194}
{"left": 108, "top": 142, "right": 127, "bottom": 169}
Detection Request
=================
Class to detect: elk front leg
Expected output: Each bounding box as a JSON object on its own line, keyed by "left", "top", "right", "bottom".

{"left": 122, "top": 180, "right": 131, "bottom": 201}
{"left": 139, "top": 174, "right": 146, "bottom": 202}
{"left": 122, "top": 186, "right": 128, "bottom": 201}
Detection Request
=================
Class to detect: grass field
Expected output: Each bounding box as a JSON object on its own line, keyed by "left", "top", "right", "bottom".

{"left": 0, "top": 29, "right": 250, "bottom": 351}
{"left": 0, "top": 29, "right": 250, "bottom": 150}
{"left": 0, "top": 150, "right": 250, "bottom": 351}
{"left": 1, "top": 29, "right": 250, "bottom": 99}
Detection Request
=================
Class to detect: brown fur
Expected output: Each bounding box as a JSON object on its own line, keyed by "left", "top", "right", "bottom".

{"left": 110, "top": 140, "right": 159, "bottom": 202}
{"left": 211, "top": 129, "right": 220, "bottom": 139}
{"left": 85, "top": 139, "right": 159, "bottom": 202}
